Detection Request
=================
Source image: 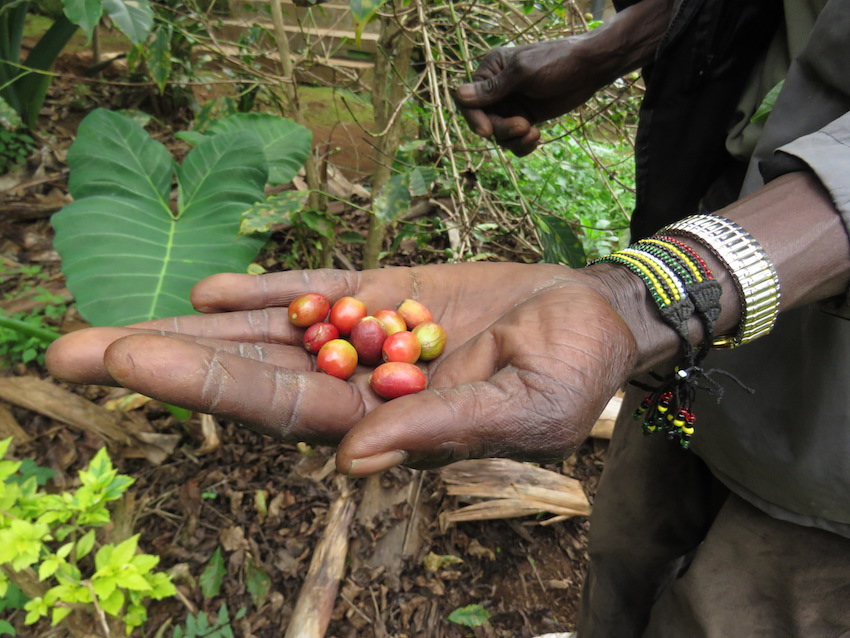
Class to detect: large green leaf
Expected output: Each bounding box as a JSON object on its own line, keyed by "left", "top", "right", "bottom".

{"left": 204, "top": 113, "right": 312, "bottom": 185}
{"left": 100, "top": 0, "right": 153, "bottom": 45}
{"left": 536, "top": 214, "right": 586, "bottom": 268}
{"left": 349, "top": 0, "right": 386, "bottom": 46}
{"left": 62, "top": 0, "right": 103, "bottom": 38}
{"left": 372, "top": 166, "right": 437, "bottom": 224}
{"left": 53, "top": 109, "right": 268, "bottom": 326}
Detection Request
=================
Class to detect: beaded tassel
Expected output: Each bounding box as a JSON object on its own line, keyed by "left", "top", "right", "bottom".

{"left": 594, "top": 235, "right": 722, "bottom": 450}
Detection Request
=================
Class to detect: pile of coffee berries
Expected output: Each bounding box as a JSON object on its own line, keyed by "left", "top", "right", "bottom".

{"left": 288, "top": 293, "right": 446, "bottom": 399}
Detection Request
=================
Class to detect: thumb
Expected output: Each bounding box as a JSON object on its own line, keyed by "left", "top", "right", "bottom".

{"left": 455, "top": 73, "right": 517, "bottom": 139}
{"left": 455, "top": 72, "right": 514, "bottom": 109}
{"left": 335, "top": 372, "right": 585, "bottom": 477}
{"left": 335, "top": 383, "right": 501, "bottom": 476}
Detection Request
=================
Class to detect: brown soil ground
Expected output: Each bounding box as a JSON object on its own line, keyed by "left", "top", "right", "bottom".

{"left": 0, "top": 49, "right": 609, "bottom": 638}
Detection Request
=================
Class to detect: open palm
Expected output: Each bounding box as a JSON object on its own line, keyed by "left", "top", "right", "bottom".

{"left": 47, "top": 262, "right": 637, "bottom": 475}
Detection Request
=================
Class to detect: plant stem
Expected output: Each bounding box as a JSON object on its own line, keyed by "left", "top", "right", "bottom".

{"left": 363, "top": 0, "right": 418, "bottom": 270}
{"left": 0, "top": 314, "right": 61, "bottom": 343}
{"left": 269, "top": 0, "right": 332, "bottom": 268}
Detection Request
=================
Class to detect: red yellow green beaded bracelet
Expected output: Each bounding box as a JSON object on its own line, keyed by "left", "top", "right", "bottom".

{"left": 591, "top": 235, "right": 725, "bottom": 449}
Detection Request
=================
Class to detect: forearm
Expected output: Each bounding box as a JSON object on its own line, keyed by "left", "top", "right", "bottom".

{"left": 586, "top": 172, "right": 850, "bottom": 373}
{"left": 578, "top": 0, "right": 675, "bottom": 84}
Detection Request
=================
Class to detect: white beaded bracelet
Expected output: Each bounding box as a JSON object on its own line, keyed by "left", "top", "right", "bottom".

{"left": 662, "top": 214, "right": 781, "bottom": 349}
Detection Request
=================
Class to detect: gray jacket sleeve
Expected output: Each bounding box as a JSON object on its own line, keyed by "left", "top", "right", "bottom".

{"left": 752, "top": 0, "right": 850, "bottom": 319}
{"left": 769, "top": 114, "right": 850, "bottom": 318}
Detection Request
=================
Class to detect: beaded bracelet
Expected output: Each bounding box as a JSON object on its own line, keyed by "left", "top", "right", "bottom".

{"left": 591, "top": 235, "right": 724, "bottom": 449}
{"left": 636, "top": 236, "right": 723, "bottom": 358}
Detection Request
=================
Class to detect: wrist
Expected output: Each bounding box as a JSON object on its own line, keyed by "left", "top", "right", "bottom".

{"left": 582, "top": 262, "right": 697, "bottom": 374}
{"left": 577, "top": 0, "right": 675, "bottom": 82}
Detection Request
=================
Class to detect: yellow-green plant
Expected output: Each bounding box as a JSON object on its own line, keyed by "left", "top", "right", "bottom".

{"left": 0, "top": 439, "right": 176, "bottom": 635}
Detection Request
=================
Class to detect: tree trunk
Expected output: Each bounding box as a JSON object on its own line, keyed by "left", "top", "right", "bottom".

{"left": 362, "top": 1, "right": 418, "bottom": 269}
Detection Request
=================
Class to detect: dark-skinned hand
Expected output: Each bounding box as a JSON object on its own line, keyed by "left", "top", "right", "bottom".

{"left": 455, "top": 0, "right": 675, "bottom": 156}
{"left": 455, "top": 39, "right": 600, "bottom": 157}
{"left": 46, "top": 263, "right": 637, "bottom": 476}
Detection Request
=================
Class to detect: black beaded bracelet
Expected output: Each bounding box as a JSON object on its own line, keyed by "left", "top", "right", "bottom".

{"left": 592, "top": 235, "right": 724, "bottom": 449}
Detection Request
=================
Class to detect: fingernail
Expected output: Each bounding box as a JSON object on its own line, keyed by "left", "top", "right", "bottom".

{"left": 455, "top": 84, "right": 475, "bottom": 100}
{"left": 346, "top": 450, "right": 408, "bottom": 477}
{"left": 103, "top": 346, "right": 135, "bottom": 381}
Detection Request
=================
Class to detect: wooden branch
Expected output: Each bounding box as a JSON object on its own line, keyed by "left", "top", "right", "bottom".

{"left": 589, "top": 394, "right": 622, "bottom": 440}
{"left": 284, "top": 476, "right": 357, "bottom": 638}
{"left": 0, "top": 403, "right": 30, "bottom": 448}
{"left": 0, "top": 377, "right": 179, "bottom": 464}
{"left": 439, "top": 458, "right": 591, "bottom": 527}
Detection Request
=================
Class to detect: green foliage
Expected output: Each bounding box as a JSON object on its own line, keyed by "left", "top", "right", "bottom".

{"left": 125, "top": 0, "right": 210, "bottom": 109}
{"left": 751, "top": 80, "right": 784, "bottom": 124}
{"left": 0, "top": 96, "right": 21, "bottom": 129}
{"left": 0, "top": 440, "right": 176, "bottom": 634}
{"left": 481, "top": 121, "right": 634, "bottom": 262}
{"left": 349, "top": 0, "right": 387, "bottom": 45}
{"left": 373, "top": 166, "right": 438, "bottom": 223}
{"left": 0, "top": 311, "right": 60, "bottom": 366}
{"left": 172, "top": 603, "right": 246, "bottom": 638}
{"left": 239, "top": 191, "right": 309, "bottom": 235}
{"left": 244, "top": 557, "right": 270, "bottom": 608}
{"left": 52, "top": 108, "right": 272, "bottom": 326}
{"left": 174, "top": 548, "right": 244, "bottom": 638}
{"left": 62, "top": 0, "right": 153, "bottom": 41}
{"left": 0, "top": 0, "right": 153, "bottom": 127}
{"left": 199, "top": 548, "right": 225, "bottom": 599}
{"left": 0, "top": 582, "right": 26, "bottom": 635}
{"left": 447, "top": 603, "right": 491, "bottom": 627}
{"left": 0, "top": 125, "right": 34, "bottom": 175}
{"left": 0, "top": 263, "right": 65, "bottom": 367}
{"left": 536, "top": 213, "right": 586, "bottom": 268}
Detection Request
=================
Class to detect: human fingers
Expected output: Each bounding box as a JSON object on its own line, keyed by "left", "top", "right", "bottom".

{"left": 46, "top": 321, "right": 311, "bottom": 386}
{"left": 490, "top": 117, "right": 541, "bottom": 157}
{"left": 455, "top": 107, "right": 540, "bottom": 155}
{"left": 102, "top": 334, "right": 370, "bottom": 444}
{"left": 188, "top": 270, "right": 359, "bottom": 313}
{"left": 47, "top": 327, "right": 144, "bottom": 385}
{"left": 132, "top": 307, "right": 298, "bottom": 343}
{"left": 47, "top": 306, "right": 301, "bottom": 385}
{"left": 454, "top": 50, "right": 516, "bottom": 110}
{"left": 456, "top": 106, "right": 494, "bottom": 139}
{"left": 336, "top": 366, "right": 605, "bottom": 476}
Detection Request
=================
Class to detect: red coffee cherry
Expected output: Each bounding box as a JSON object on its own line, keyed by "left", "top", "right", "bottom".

{"left": 370, "top": 362, "right": 427, "bottom": 399}
{"left": 382, "top": 330, "right": 421, "bottom": 364}
{"left": 329, "top": 296, "right": 367, "bottom": 337}
{"left": 349, "top": 316, "right": 388, "bottom": 366}
{"left": 373, "top": 309, "right": 407, "bottom": 336}
{"left": 303, "top": 322, "right": 339, "bottom": 355}
{"left": 317, "top": 339, "right": 358, "bottom": 379}
{"left": 396, "top": 298, "right": 433, "bottom": 330}
{"left": 289, "top": 293, "right": 330, "bottom": 327}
